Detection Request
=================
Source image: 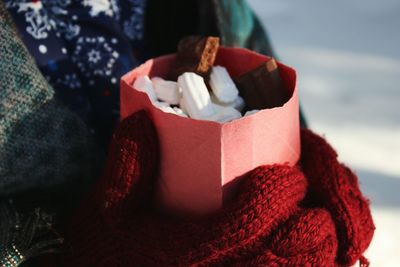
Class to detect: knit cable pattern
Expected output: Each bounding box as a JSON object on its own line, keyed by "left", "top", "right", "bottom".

{"left": 66, "top": 111, "right": 374, "bottom": 267}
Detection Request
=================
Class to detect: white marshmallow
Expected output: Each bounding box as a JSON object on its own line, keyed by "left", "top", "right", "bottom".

{"left": 153, "top": 101, "right": 189, "bottom": 118}
{"left": 158, "top": 106, "right": 176, "bottom": 114}
{"left": 207, "top": 106, "right": 242, "bottom": 123}
{"left": 173, "top": 107, "right": 188, "bottom": 118}
{"left": 209, "top": 66, "right": 239, "bottom": 103}
{"left": 244, "top": 110, "right": 259, "bottom": 116}
{"left": 154, "top": 101, "right": 170, "bottom": 108}
{"left": 133, "top": 75, "right": 157, "bottom": 103}
{"left": 211, "top": 103, "right": 225, "bottom": 113}
{"left": 211, "top": 94, "right": 245, "bottom": 112}
{"left": 178, "top": 72, "right": 215, "bottom": 120}
{"left": 152, "top": 77, "right": 181, "bottom": 105}
{"left": 179, "top": 98, "right": 187, "bottom": 113}
{"left": 232, "top": 96, "right": 245, "bottom": 112}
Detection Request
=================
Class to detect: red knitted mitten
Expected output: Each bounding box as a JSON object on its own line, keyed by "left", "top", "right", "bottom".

{"left": 97, "top": 110, "right": 159, "bottom": 223}
{"left": 234, "top": 208, "right": 338, "bottom": 267}
{"left": 66, "top": 110, "right": 159, "bottom": 265}
{"left": 301, "top": 130, "right": 375, "bottom": 266}
{"left": 64, "top": 115, "right": 374, "bottom": 267}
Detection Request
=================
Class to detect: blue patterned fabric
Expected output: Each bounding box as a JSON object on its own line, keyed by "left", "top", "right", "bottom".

{"left": 5, "top": 0, "right": 147, "bottom": 147}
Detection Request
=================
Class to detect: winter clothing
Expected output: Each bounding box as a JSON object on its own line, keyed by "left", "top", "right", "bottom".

{"left": 4, "top": 0, "right": 147, "bottom": 147}
{"left": 0, "top": 2, "right": 92, "bottom": 198}
{"left": 65, "top": 111, "right": 374, "bottom": 267}
{"left": 0, "top": 4, "right": 97, "bottom": 264}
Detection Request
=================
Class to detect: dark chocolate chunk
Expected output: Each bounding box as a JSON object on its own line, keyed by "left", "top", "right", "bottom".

{"left": 235, "top": 58, "right": 289, "bottom": 110}
{"left": 169, "top": 36, "right": 220, "bottom": 80}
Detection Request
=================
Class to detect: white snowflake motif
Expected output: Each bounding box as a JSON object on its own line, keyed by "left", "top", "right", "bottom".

{"left": 73, "top": 36, "right": 120, "bottom": 78}
{"left": 87, "top": 49, "right": 101, "bottom": 63}
{"left": 123, "top": 0, "right": 146, "bottom": 41}
{"left": 82, "top": 0, "right": 114, "bottom": 17}
{"left": 57, "top": 74, "right": 82, "bottom": 89}
{"left": 5, "top": 0, "right": 80, "bottom": 40}
{"left": 10, "top": 1, "right": 51, "bottom": 39}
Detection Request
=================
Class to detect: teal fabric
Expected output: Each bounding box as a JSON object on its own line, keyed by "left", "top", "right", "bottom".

{"left": 214, "top": 0, "right": 255, "bottom": 47}
{"left": 212, "top": 0, "right": 275, "bottom": 57}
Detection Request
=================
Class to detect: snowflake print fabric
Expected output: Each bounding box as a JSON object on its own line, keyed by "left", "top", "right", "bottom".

{"left": 120, "top": 0, "right": 147, "bottom": 42}
{"left": 5, "top": 0, "right": 148, "bottom": 148}
{"left": 5, "top": 0, "right": 80, "bottom": 40}
{"left": 73, "top": 36, "right": 120, "bottom": 78}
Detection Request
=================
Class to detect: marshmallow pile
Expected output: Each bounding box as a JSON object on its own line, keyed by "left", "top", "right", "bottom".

{"left": 133, "top": 66, "right": 259, "bottom": 123}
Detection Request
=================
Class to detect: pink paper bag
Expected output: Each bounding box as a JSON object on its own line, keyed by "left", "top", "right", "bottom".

{"left": 120, "top": 47, "right": 300, "bottom": 215}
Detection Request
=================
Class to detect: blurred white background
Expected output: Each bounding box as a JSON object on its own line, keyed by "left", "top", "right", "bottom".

{"left": 247, "top": 0, "right": 400, "bottom": 266}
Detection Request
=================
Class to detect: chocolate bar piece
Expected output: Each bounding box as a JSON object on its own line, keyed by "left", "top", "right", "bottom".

{"left": 235, "top": 58, "right": 289, "bottom": 110}
{"left": 169, "top": 36, "right": 220, "bottom": 80}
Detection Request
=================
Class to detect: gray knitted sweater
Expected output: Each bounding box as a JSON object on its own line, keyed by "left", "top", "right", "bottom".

{"left": 0, "top": 2, "right": 93, "bottom": 196}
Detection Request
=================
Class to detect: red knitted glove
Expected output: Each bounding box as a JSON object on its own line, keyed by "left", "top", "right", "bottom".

{"left": 64, "top": 111, "right": 374, "bottom": 267}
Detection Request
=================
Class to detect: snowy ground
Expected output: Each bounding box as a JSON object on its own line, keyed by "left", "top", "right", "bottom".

{"left": 247, "top": 0, "right": 400, "bottom": 266}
